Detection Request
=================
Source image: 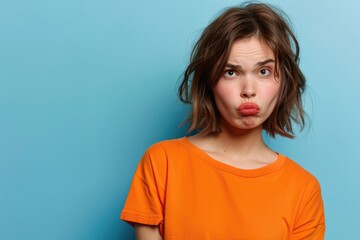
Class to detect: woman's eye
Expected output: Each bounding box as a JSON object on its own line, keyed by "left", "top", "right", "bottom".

{"left": 259, "top": 69, "right": 271, "bottom": 76}
{"left": 224, "top": 70, "right": 237, "bottom": 77}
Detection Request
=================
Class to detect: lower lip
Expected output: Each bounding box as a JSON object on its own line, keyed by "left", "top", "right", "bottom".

{"left": 238, "top": 108, "right": 259, "bottom": 115}
{"left": 238, "top": 103, "right": 260, "bottom": 116}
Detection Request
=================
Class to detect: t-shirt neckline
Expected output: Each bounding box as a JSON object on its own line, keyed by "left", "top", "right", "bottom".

{"left": 180, "top": 137, "right": 286, "bottom": 178}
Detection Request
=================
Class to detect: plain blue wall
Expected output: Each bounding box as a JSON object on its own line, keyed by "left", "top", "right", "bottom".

{"left": 1, "top": 0, "right": 359, "bottom": 239}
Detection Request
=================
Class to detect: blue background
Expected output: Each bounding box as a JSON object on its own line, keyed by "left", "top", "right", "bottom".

{"left": 1, "top": 0, "right": 359, "bottom": 239}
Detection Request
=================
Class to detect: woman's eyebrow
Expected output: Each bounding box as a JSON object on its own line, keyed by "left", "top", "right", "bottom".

{"left": 255, "top": 59, "right": 275, "bottom": 67}
{"left": 225, "top": 63, "right": 242, "bottom": 69}
{"left": 226, "top": 59, "right": 275, "bottom": 69}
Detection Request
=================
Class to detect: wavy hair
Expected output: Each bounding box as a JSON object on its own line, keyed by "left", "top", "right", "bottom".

{"left": 179, "top": 2, "right": 306, "bottom": 138}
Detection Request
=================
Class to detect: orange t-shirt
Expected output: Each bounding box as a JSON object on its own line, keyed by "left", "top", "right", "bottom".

{"left": 121, "top": 137, "right": 325, "bottom": 239}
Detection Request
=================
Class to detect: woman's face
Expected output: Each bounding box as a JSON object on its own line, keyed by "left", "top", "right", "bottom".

{"left": 213, "top": 37, "right": 280, "bottom": 132}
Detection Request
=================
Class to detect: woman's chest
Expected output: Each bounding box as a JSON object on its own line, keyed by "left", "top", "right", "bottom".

{"left": 162, "top": 168, "right": 299, "bottom": 239}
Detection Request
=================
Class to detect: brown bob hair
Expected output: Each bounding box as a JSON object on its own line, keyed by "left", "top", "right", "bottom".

{"left": 179, "top": 2, "right": 306, "bottom": 138}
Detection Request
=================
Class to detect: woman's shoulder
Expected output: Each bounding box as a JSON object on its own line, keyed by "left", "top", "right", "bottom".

{"left": 282, "top": 155, "right": 321, "bottom": 187}
{"left": 146, "top": 137, "right": 186, "bottom": 151}
{"left": 137, "top": 137, "right": 190, "bottom": 171}
{"left": 141, "top": 137, "right": 190, "bottom": 161}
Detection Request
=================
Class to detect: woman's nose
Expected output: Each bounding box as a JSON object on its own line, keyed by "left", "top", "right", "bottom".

{"left": 240, "top": 90, "right": 256, "bottom": 98}
{"left": 240, "top": 78, "right": 256, "bottom": 98}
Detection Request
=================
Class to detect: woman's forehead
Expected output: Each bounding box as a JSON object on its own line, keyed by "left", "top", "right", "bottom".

{"left": 227, "top": 37, "right": 275, "bottom": 66}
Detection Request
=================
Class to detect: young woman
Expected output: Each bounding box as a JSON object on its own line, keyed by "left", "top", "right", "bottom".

{"left": 121, "top": 2, "right": 325, "bottom": 239}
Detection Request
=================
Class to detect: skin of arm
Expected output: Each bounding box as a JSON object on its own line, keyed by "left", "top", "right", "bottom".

{"left": 135, "top": 224, "right": 163, "bottom": 240}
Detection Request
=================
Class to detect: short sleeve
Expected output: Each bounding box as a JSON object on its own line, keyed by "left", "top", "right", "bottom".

{"left": 292, "top": 179, "right": 326, "bottom": 239}
{"left": 120, "top": 144, "right": 168, "bottom": 228}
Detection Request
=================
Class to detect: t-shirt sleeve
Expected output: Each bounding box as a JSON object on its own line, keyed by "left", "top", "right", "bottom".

{"left": 120, "top": 144, "right": 167, "bottom": 227}
{"left": 292, "top": 178, "right": 326, "bottom": 239}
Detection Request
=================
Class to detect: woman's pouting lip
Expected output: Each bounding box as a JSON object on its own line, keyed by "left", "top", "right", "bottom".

{"left": 237, "top": 102, "right": 260, "bottom": 115}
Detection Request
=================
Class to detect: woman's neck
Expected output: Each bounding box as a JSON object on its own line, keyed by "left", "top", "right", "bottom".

{"left": 188, "top": 120, "right": 277, "bottom": 169}
{"left": 210, "top": 123, "right": 266, "bottom": 157}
